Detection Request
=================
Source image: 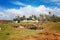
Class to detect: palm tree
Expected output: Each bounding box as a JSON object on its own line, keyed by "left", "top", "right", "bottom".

{"left": 31, "top": 15, "right": 37, "bottom": 20}
{"left": 29, "top": 16, "right": 32, "bottom": 20}
{"left": 49, "top": 12, "right": 51, "bottom": 15}
{"left": 23, "top": 15, "right": 26, "bottom": 20}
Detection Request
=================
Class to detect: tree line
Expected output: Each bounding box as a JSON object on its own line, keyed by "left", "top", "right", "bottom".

{"left": 13, "top": 12, "right": 60, "bottom": 23}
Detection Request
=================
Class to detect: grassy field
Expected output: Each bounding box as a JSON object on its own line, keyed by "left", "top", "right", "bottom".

{"left": 0, "top": 22, "right": 37, "bottom": 40}
{"left": 0, "top": 22, "right": 60, "bottom": 40}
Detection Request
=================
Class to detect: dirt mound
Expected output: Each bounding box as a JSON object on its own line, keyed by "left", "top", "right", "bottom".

{"left": 14, "top": 22, "right": 46, "bottom": 30}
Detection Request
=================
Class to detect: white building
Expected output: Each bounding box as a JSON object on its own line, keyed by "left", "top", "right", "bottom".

{"left": 21, "top": 20, "right": 39, "bottom": 22}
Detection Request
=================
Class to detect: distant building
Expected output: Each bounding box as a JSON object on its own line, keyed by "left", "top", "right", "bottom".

{"left": 21, "top": 20, "right": 39, "bottom": 22}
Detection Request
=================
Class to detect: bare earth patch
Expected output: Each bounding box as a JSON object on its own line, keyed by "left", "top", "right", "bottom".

{"left": 10, "top": 31, "right": 60, "bottom": 40}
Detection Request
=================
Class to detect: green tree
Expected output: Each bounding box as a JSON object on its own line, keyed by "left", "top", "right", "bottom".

{"left": 13, "top": 16, "right": 20, "bottom": 23}
{"left": 39, "top": 14, "right": 44, "bottom": 21}
{"left": 23, "top": 15, "right": 26, "bottom": 20}
{"left": 31, "top": 15, "right": 37, "bottom": 20}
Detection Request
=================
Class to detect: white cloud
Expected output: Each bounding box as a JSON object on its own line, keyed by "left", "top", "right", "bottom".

{"left": 12, "top": 1, "right": 27, "bottom": 6}
{"left": 51, "top": 8, "right": 60, "bottom": 16}
{"left": 46, "top": 0, "right": 60, "bottom": 5}
{"left": 0, "top": 12, "right": 9, "bottom": 20}
{"left": 5, "top": 5, "right": 50, "bottom": 17}
{"left": 0, "top": 5, "right": 60, "bottom": 20}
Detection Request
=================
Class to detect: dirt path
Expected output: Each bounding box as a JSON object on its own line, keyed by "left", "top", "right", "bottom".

{"left": 10, "top": 31, "right": 60, "bottom": 40}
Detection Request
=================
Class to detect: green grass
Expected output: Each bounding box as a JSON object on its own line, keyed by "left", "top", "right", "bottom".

{"left": 43, "top": 22, "right": 60, "bottom": 31}
{"left": 51, "top": 23, "right": 60, "bottom": 32}
{"left": 53, "top": 26, "right": 60, "bottom": 31}
{"left": 20, "top": 22, "right": 34, "bottom": 24}
{"left": 0, "top": 22, "right": 60, "bottom": 40}
{"left": 0, "top": 22, "right": 36, "bottom": 35}
{"left": 0, "top": 22, "right": 37, "bottom": 40}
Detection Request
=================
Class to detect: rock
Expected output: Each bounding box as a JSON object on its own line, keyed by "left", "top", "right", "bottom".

{"left": 29, "top": 25, "right": 37, "bottom": 30}
{"left": 0, "top": 27, "right": 1, "bottom": 31}
{"left": 19, "top": 26, "right": 24, "bottom": 28}
{"left": 14, "top": 25, "right": 19, "bottom": 28}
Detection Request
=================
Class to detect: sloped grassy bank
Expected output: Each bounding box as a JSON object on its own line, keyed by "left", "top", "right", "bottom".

{"left": 0, "top": 22, "right": 60, "bottom": 40}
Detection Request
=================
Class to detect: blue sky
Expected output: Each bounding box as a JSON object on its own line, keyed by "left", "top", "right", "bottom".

{"left": 0, "top": 0, "right": 60, "bottom": 9}
{"left": 0, "top": 0, "right": 60, "bottom": 20}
